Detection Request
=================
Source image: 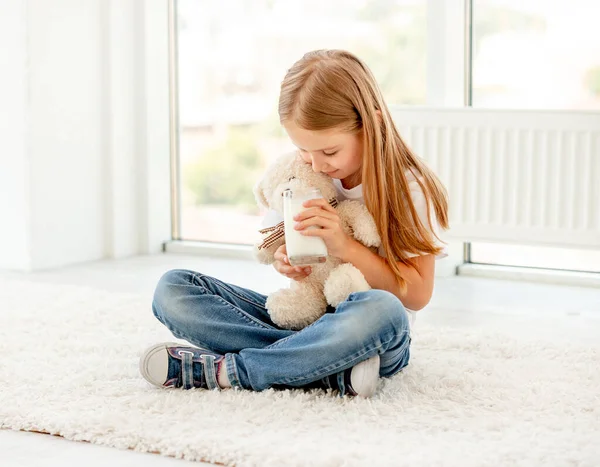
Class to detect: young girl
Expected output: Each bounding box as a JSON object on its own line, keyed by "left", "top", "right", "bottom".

{"left": 139, "top": 49, "right": 449, "bottom": 398}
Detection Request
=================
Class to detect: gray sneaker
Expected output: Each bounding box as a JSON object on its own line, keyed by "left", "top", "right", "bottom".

{"left": 139, "top": 342, "right": 224, "bottom": 390}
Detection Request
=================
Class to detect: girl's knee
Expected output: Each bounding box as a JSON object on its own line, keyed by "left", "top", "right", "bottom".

{"left": 152, "top": 269, "right": 195, "bottom": 321}
{"left": 368, "top": 289, "right": 409, "bottom": 331}
{"left": 345, "top": 289, "right": 409, "bottom": 335}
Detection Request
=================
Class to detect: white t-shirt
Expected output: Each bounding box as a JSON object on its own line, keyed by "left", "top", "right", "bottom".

{"left": 331, "top": 172, "right": 447, "bottom": 260}
{"left": 262, "top": 170, "right": 447, "bottom": 327}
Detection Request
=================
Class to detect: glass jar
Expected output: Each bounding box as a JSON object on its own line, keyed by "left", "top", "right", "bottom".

{"left": 282, "top": 187, "right": 328, "bottom": 266}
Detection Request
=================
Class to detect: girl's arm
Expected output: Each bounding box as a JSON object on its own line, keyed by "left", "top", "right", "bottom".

{"left": 295, "top": 198, "right": 436, "bottom": 310}
{"left": 341, "top": 238, "right": 435, "bottom": 310}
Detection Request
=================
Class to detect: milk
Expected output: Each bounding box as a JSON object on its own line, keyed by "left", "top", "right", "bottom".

{"left": 283, "top": 188, "right": 328, "bottom": 266}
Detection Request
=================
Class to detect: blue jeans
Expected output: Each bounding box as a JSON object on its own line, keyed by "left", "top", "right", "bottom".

{"left": 151, "top": 269, "right": 411, "bottom": 395}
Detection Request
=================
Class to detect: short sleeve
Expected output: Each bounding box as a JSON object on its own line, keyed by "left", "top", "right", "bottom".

{"left": 406, "top": 188, "right": 448, "bottom": 260}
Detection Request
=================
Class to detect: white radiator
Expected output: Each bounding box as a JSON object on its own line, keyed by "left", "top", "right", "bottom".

{"left": 391, "top": 108, "right": 600, "bottom": 249}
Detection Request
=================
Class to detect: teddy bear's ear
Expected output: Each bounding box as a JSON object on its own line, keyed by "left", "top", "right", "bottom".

{"left": 253, "top": 151, "right": 299, "bottom": 209}
{"left": 253, "top": 178, "right": 269, "bottom": 209}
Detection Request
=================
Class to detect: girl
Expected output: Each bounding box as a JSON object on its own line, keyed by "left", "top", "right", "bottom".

{"left": 140, "top": 49, "right": 449, "bottom": 398}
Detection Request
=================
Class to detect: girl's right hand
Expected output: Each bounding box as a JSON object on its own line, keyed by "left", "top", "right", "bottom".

{"left": 273, "top": 244, "right": 312, "bottom": 280}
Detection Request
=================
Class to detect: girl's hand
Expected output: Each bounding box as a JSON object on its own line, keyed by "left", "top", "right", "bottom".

{"left": 272, "top": 244, "right": 312, "bottom": 280}
{"left": 293, "top": 199, "right": 350, "bottom": 259}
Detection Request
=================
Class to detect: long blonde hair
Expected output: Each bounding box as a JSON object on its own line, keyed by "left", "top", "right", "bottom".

{"left": 278, "top": 49, "right": 449, "bottom": 293}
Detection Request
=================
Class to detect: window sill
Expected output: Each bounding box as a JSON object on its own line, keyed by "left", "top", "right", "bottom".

{"left": 164, "top": 240, "right": 255, "bottom": 261}
{"left": 163, "top": 241, "right": 600, "bottom": 289}
{"left": 458, "top": 263, "right": 600, "bottom": 288}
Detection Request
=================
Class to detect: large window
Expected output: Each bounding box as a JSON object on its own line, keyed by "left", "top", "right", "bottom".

{"left": 469, "top": 0, "right": 600, "bottom": 271}
{"left": 175, "top": 0, "right": 427, "bottom": 244}
{"left": 472, "top": 0, "right": 600, "bottom": 110}
{"left": 171, "top": 0, "right": 599, "bottom": 276}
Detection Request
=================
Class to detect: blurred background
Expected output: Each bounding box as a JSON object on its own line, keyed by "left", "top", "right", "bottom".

{"left": 1, "top": 0, "right": 598, "bottom": 277}
{"left": 175, "top": 0, "right": 600, "bottom": 273}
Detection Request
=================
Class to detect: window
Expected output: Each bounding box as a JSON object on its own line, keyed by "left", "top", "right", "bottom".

{"left": 469, "top": 0, "right": 600, "bottom": 272}
{"left": 472, "top": 0, "right": 600, "bottom": 110}
{"left": 170, "top": 0, "right": 599, "bottom": 278}
{"left": 175, "top": 0, "right": 427, "bottom": 244}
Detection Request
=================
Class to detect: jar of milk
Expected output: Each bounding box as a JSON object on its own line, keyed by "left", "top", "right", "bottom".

{"left": 283, "top": 188, "right": 328, "bottom": 266}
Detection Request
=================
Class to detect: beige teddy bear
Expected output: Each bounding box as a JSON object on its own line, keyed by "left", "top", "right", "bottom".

{"left": 253, "top": 152, "right": 382, "bottom": 330}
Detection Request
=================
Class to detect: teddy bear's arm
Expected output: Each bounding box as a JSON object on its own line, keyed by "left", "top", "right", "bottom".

{"left": 253, "top": 223, "right": 286, "bottom": 265}
{"left": 337, "top": 200, "right": 381, "bottom": 248}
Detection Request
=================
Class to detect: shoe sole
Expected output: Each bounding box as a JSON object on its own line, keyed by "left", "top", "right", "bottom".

{"left": 139, "top": 341, "right": 181, "bottom": 388}
{"left": 350, "top": 354, "right": 380, "bottom": 398}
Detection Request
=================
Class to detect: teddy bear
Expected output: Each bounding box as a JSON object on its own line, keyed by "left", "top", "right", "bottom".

{"left": 252, "top": 151, "right": 382, "bottom": 330}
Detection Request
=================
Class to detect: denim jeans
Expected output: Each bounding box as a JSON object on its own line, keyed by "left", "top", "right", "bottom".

{"left": 151, "top": 269, "right": 411, "bottom": 395}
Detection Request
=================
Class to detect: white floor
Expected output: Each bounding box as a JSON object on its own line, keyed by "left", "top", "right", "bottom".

{"left": 1, "top": 253, "right": 599, "bottom": 466}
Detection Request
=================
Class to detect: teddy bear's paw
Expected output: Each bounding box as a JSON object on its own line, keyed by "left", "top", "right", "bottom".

{"left": 266, "top": 288, "right": 327, "bottom": 330}
{"left": 337, "top": 201, "right": 381, "bottom": 248}
{"left": 253, "top": 244, "right": 276, "bottom": 265}
{"left": 324, "top": 263, "right": 371, "bottom": 307}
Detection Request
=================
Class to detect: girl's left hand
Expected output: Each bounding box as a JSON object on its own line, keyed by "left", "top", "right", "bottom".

{"left": 293, "top": 199, "right": 350, "bottom": 259}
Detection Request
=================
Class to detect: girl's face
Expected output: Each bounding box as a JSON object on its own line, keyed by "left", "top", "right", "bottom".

{"left": 283, "top": 121, "right": 364, "bottom": 187}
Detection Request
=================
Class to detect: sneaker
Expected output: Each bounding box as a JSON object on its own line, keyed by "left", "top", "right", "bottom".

{"left": 325, "top": 354, "right": 381, "bottom": 398}
{"left": 139, "top": 342, "right": 224, "bottom": 390}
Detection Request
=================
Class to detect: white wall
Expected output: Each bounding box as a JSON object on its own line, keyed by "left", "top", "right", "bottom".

{"left": 0, "top": 0, "right": 171, "bottom": 272}
{"left": 28, "top": 0, "right": 105, "bottom": 269}
{"left": 0, "top": 1, "right": 30, "bottom": 270}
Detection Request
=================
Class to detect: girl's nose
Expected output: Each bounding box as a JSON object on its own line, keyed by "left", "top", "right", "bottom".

{"left": 310, "top": 155, "right": 324, "bottom": 173}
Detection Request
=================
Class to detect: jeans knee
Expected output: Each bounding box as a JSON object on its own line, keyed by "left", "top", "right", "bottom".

{"left": 348, "top": 289, "right": 409, "bottom": 336}
{"left": 152, "top": 269, "right": 191, "bottom": 323}
{"left": 332, "top": 290, "right": 408, "bottom": 346}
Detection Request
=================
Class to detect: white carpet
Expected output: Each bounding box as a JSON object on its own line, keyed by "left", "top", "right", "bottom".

{"left": 0, "top": 279, "right": 598, "bottom": 467}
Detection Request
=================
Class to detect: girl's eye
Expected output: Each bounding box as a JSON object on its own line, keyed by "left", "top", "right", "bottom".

{"left": 323, "top": 151, "right": 338, "bottom": 156}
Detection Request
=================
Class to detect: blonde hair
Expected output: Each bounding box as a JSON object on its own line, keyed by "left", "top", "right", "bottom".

{"left": 278, "top": 49, "right": 449, "bottom": 293}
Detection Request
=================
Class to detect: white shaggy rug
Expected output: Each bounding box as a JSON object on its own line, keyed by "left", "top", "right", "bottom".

{"left": 0, "top": 279, "right": 599, "bottom": 467}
